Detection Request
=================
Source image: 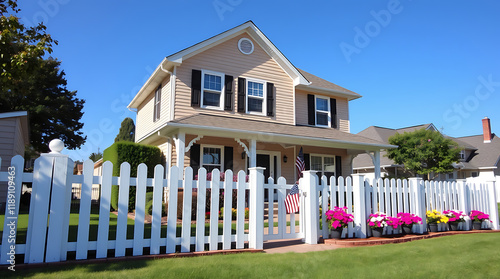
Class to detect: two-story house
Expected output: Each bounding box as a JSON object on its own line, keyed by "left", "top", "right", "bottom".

{"left": 128, "top": 21, "right": 392, "bottom": 182}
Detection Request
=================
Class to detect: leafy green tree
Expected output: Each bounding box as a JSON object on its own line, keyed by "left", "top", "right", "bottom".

{"left": 89, "top": 151, "right": 103, "bottom": 162}
{"left": 387, "top": 128, "right": 460, "bottom": 179}
{"left": 0, "top": 0, "right": 86, "bottom": 152}
{"left": 114, "top": 117, "right": 135, "bottom": 142}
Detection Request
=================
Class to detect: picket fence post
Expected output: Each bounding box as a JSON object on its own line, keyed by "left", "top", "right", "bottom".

{"left": 249, "top": 167, "right": 265, "bottom": 249}
{"left": 302, "top": 170, "right": 319, "bottom": 244}
{"left": 409, "top": 177, "right": 425, "bottom": 234}
{"left": 352, "top": 174, "right": 367, "bottom": 238}
{"left": 486, "top": 179, "right": 499, "bottom": 230}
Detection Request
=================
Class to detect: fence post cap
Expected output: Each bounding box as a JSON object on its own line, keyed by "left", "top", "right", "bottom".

{"left": 49, "top": 139, "right": 65, "bottom": 154}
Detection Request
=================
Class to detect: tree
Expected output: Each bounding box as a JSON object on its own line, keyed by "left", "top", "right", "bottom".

{"left": 114, "top": 117, "right": 135, "bottom": 142}
{"left": 0, "top": 0, "right": 86, "bottom": 152}
{"left": 89, "top": 151, "right": 103, "bottom": 162}
{"left": 386, "top": 128, "right": 461, "bottom": 179}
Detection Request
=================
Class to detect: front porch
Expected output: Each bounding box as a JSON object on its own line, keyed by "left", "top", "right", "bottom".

{"left": 139, "top": 114, "right": 394, "bottom": 181}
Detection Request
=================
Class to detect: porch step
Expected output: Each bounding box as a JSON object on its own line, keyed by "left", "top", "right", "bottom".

{"left": 264, "top": 202, "right": 279, "bottom": 216}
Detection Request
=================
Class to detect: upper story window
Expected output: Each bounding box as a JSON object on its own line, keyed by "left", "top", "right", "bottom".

{"left": 247, "top": 78, "right": 266, "bottom": 115}
{"left": 153, "top": 85, "right": 161, "bottom": 122}
{"left": 315, "top": 96, "right": 330, "bottom": 127}
{"left": 201, "top": 70, "right": 225, "bottom": 110}
{"left": 307, "top": 94, "right": 337, "bottom": 128}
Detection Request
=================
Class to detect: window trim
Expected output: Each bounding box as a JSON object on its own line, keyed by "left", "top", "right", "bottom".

{"left": 309, "top": 153, "right": 336, "bottom": 178}
{"left": 153, "top": 85, "right": 161, "bottom": 122}
{"left": 200, "top": 69, "right": 225, "bottom": 110}
{"left": 245, "top": 77, "right": 267, "bottom": 116}
{"left": 459, "top": 149, "right": 466, "bottom": 160}
{"left": 314, "top": 95, "right": 330, "bottom": 127}
{"left": 200, "top": 144, "right": 225, "bottom": 172}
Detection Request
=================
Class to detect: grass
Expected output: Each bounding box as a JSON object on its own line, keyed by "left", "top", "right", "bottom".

{"left": 2, "top": 233, "right": 500, "bottom": 278}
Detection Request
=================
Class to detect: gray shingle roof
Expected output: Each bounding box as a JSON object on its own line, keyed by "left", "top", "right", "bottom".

{"left": 455, "top": 134, "right": 500, "bottom": 168}
{"left": 297, "top": 68, "right": 361, "bottom": 98}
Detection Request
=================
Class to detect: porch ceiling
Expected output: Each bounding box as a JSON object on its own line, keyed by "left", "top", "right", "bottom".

{"left": 147, "top": 114, "right": 395, "bottom": 152}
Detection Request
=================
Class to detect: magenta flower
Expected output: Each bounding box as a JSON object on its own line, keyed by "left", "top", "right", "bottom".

{"left": 325, "top": 206, "right": 354, "bottom": 229}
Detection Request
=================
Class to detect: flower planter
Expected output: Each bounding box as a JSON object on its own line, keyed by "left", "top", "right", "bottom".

{"left": 472, "top": 221, "right": 482, "bottom": 230}
{"left": 402, "top": 225, "right": 413, "bottom": 234}
{"left": 449, "top": 223, "right": 459, "bottom": 231}
{"left": 330, "top": 227, "right": 343, "bottom": 239}
{"left": 428, "top": 223, "right": 438, "bottom": 232}
{"left": 371, "top": 227, "right": 384, "bottom": 237}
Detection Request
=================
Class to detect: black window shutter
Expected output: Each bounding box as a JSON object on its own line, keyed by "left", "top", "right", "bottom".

{"left": 330, "top": 98, "right": 337, "bottom": 129}
{"left": 190, "top": 144, "right": 200, "bottom": 179}
{"left": 237, "top": 77, "right": 246, "bottom": 113}
{"left": 266, "top": 82, "right": 275, "bottom": 117}
{"left": 224, "top": 146, "right": 233, "bottom": 171}
{"left": 191, "top": 69, "right": 202, "bottom": 107}
{"left": 224, "top": 75, "right": 234, "bottom": 111}
{"left": 307, "top": 94, "right": 315, "bottom": 125}
{"left": 304, "top": 153, "right": 310, "bottom": 170}
{"left": 335, "top": 155, "right": 342, "bottom": 178}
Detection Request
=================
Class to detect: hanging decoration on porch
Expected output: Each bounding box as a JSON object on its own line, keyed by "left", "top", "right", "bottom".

{"left": 285, "top": 184, "right": 300, "bottom": 214}
{"left": 296, "top": 147, "right": 305, "bottom": 181}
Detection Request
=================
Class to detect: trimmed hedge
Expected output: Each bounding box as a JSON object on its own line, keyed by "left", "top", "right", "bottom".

{"left": 103, "top": 141, "right": 162, "bottom": 211}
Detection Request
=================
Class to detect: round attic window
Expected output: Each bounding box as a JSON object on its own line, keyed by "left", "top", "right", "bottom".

{"left": 238, "top": 38, "right": 254, "bottom": 55}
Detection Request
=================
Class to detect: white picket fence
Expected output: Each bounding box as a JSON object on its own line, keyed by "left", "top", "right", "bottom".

{"left": 0, "top": 153, "right": 306, "bottom": 265}
{"left": 318, "top": 175, "right": 499, "bottom": 239}
{"left": 0, "top": 150, "right": 498, "bottom": 265}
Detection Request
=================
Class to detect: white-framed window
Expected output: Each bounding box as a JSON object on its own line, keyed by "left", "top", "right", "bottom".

{"left": 153, "top": 85, "right": 161, "bottom": 122}
{"left": 246, "top": 78, "right": 266, "bottom": 115}
{"left": 201, "top": 145, "right": 224, "bottom": 173}
{"left": 310, "top": 154, "right": 335, "bottom": 179}
{"left": 459, "top": 149, "right": 466, "bottom": 160}
{"left": 315, "top": 96, "right": 330, "bottom": 127}
{"left": 471, "top": 171, "right": 479, "bottom": 178}
{"left": 201, "top": 70, "right": 225, "bottom": 110}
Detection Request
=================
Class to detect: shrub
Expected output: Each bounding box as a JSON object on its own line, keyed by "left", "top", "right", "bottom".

{"left": 103, "top": 141, "right": 162, "bottom": 211}
{"left": 145, "top": 199, "right": 166, "bottom": 216}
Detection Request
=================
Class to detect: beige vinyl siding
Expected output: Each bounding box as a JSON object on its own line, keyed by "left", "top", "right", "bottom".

{"left": 0, "top": 119, "right": 16, "bottom": 165}
{"left": 14, "top": 118, "right": 25, "bottom": 156}
{"left": 135, "top": 78, "right": 171, "bottom": 142}
{"left": 174, "top": 33, "right": 294, "bottom": 125}
{"left": 294, "top": 90, "right": 350, "bottom": 133}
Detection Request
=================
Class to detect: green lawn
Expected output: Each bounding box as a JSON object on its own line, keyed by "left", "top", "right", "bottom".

{"left": 1, "top": 233, "right": 499, "bottom": 278}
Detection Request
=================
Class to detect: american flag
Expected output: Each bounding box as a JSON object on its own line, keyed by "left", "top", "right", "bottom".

{"left": 295, "top": 147, "right": 305, "bottom": 180}
{"left": 285, "top": 184, "right": 300, "bottom": 214}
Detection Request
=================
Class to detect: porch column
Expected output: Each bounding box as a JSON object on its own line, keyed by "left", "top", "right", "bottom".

{"left": 174, "top": 132, "right": 185, "bottom": 178}
{"left": 373, "top": 151, "right": 381, "bottom": 180}
{"left": 249, "top": 139, "right": 257, "bottom": 168}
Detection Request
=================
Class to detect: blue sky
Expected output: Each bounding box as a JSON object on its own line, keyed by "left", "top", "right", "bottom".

{"left": 17, "top": 0, "right": 500, "bottom": 160}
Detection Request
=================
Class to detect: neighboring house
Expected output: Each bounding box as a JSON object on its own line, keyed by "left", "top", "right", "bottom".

{"left": 353, "top": 117, "right": 500, "bottom": 182}
{"left": 127, "top": 21, "right": 392, "bottom": 183}
{"left": 0, "top": 111, "right": 29, "bottom": 211}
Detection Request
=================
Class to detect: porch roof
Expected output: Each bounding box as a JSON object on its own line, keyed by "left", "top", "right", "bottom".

{"left": 154, "top": 114, "right": 395, "bottom": 152}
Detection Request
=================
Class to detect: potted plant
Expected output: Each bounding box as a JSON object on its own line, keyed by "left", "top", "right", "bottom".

{"left": 397, "top": 212, "right": 422, "bottom": 234}
{"left": 443, "top": 210, "right": 467, "bottom": 231}
{"left": 470, "top": 210, "right": 490, "bottom": 230}
{"left": 367, "top": 212, "right": 389, "bottom": 237}
{"left": 324, "top": 206, "right": 354, "bottom": 239}
{"left": 426, "top": 210, "right": 448, "bottom": 232}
